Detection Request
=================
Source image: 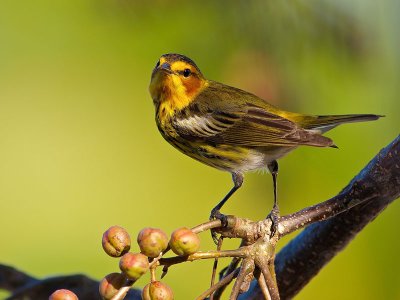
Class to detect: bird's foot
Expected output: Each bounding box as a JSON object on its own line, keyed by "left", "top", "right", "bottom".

{"left": 268, "top": 205, "right": 280, "bottom": 238}
{"left": 210, "top": 208, "right": 228, "bottom": 245}
{"left": 210, "top": 208, "right": 228, "bottom": 227}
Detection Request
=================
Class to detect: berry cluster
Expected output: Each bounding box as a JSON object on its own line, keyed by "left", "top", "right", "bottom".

{"left": 99, "top": 225, "right": 200, "bottom": 300}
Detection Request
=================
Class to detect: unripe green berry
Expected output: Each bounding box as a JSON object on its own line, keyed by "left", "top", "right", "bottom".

{"left": 99, "top": 273, "right": 126, "bottom": 300}
{"left": 169, "top": 227, "right": 200, "bottom": 256}
{"left": 49, "top": 289, "right": 78, "bottom": 300}
{"left": 137, "top": 227, "right": 168, "bottom": 258}
{"left": 102, "top": 225, "right": 131, "bottom": 257}
{"left": 119, "top": 252, "right": 149, "bottom": 280}
{"left": 142, "top": 281, "right": 174, "bottom": 300}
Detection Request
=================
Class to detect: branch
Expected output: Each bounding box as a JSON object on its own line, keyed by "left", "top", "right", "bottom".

{"left": 0, "top": 264, "right": 142, "bottom": 300}
{"left": 254, "top": 257, "right": 279, "bottom": 300}
{"left": 196, "top": 268, "right": 240, "bottom": 300}
{"left": 0, "top": 265, "right": 37, "bottom": 292}
{"left": 240, "top": 135, "right": 400, "bottom": 300}
{"left": 229, "top": 258, "right": 254, "bottom": 300}
{"left": 159, "top": 248, "right": 248, "bottom": 267}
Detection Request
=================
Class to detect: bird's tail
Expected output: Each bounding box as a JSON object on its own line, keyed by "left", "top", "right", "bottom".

{"left": 298, "top": 114, "right": 383, "bottom": 133}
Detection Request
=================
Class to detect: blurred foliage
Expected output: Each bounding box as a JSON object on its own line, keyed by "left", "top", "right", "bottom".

{"left": 0, "top": 0, "right": 399, "bottom": 299}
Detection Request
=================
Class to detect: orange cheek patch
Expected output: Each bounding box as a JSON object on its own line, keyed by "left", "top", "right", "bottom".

{"left": 183, "top": 77, "right": 202, "bottom": 98}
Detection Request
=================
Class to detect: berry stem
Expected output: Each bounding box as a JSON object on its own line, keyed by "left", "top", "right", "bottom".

{"left": 160, "top": 248, "right": 248, "bottom": 267}
{"left": 192, "top": 220, "right": 222, "bottom": 234}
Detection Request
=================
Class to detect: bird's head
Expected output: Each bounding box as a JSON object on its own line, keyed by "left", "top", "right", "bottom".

{"left": 149, "top": 54, "right": 207, "bottom": 112}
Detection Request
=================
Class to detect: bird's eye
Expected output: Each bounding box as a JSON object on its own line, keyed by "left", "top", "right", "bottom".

{"left": 183, "top": 68, "right": 191, "bottom": 77}
{"left": 155, "top": 61, "right": 160, "bottom": 68}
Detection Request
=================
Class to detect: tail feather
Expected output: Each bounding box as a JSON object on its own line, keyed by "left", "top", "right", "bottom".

{"left": 300, "top": 114, "right": 383, "bottom": 133}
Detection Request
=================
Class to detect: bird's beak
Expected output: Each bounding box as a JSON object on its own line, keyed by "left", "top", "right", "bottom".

{"left": 159, "top": 62, "right": 173, "bottom": 74}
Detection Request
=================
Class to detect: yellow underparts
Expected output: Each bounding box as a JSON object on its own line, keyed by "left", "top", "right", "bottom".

{"left": 195, "top": 144, "right": 255, "bottom": 171}
{"left": 158, "top": 77, "right": 208, "bottom": 120}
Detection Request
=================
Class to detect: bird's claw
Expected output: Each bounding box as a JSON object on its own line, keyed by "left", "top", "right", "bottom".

{"left": 211, "top": 231, "right": 219, "bottom": 245}
{"left": 210, "top": 209, "right": 228, "bottom": 226}
{"left": 210, "top": 209, "right": 228, "bottom": 245}
{"left": 268, "top": 205, "right": 280, "bottom": 238}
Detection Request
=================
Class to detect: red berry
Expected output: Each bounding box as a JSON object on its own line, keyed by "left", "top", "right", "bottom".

{"left": 49, "top": 289, "right": 78, "bottom": 300}
{"left": 169, "top": 227, "right": 200, "bottom": 256}
{"left": 142, "top": 281, "right": 174, "bottom": 300}
{"left": 119, "top": 252, "right": 149, "bottom": 280}
{"left": 102, "top": 226, "right": 131, "bottom": 257}
{"left": 137, "top": 228, "right": 168, "bottom": 258}
{"left": 99, "top": 273, "right": 126, "bottom": 300}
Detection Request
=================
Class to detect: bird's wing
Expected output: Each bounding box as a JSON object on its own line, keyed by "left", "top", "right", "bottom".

{"left": 218, "top": 105, "right": 319, "bottom": 146}
{"left": 173, "top": 102, "right": 333, "bottom": 147}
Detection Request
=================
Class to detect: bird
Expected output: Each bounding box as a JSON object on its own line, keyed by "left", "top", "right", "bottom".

{"left": 149, "top": 53, "right": 381, "bottom": 238}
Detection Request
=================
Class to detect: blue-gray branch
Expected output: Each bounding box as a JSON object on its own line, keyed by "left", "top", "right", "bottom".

{"left": 240, "top": 135, "right": 400, "bottom": 300}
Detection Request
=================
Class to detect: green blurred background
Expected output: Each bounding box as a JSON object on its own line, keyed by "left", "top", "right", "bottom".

{"left": 0, "top": 0, "right": 399, "bottom": 299}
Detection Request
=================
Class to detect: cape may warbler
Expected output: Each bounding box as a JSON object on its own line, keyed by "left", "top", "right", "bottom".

{"left": 149, "top": 53, "right": 381, "bottom": 236}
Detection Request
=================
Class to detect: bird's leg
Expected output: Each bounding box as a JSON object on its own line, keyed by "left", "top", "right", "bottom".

{"left": 210, "top": 172, "right": 243, "bottom": 244}
{"left": 267, "top": 160, "right": 279, "bottom": 237}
